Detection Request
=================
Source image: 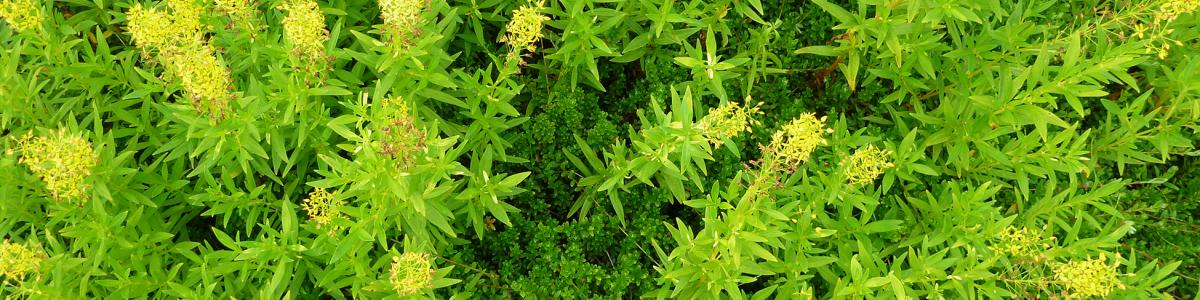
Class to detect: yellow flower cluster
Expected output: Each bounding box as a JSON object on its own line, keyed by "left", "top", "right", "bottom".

{"left": 166, "top": 0, "right": 203, "bottom": 37}
{"left": 0, "top": 240, "right": 45, "bottom": 282}
{"left": 0, "top": 0, "right": 42, "bottom": 33}
{"left": 844, "top": 145, "right": 893, "bottom": 185}
{"left": 126, "top": 0, "right": 203, "bottom": 49}
{"left": 375, "top": 96, "right": 425, "bottom": 169}
{"left": 501, "top": 1, "right": 549, "bottom": 57}
{"left": 379, "top": 0, "right": 425, "bottom": 50}
{"left": 161, "top": 43, "right": 234, "bottom": 119}
{"left": 1157, "top": 0, "right": 1199, "bottom": 23}
{"left": 279, "top": 0, "right": 329, "bottom": 63}
{"left": 698, "top": 101, "right": 761, "bottom": 147}
{"left": 989, "top": 226, "right": 1050, "bottom": 260}
{"left": 1122, "top": 0, "right": 1199, "bottom": 59}
{"left": 302, "top": 188, "right": 340, "bottom": 228}
{"left": 765, "top": 113, "right": 831, "bottom": 171}
{"left": 1148, "top": 0, "right": 1198, "bottom": 58}
{"left": 15, "top": 129, "right": 96, "bottom": 202}
{"left": 390, "top": 252, "right": 434, "bottom": 296}
{"left": 126, "top": 4, "right": 176, "bottom": 49}
{"left": 126, "top": 0, "right": 235, "bottom": 120}
{"left": 1052, "top": 255, "right": 1123, "bottom": 299}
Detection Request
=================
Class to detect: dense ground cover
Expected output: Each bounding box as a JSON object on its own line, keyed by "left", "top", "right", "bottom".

{"left": 1, "top": 0, "right": 1198, "bottom": 298}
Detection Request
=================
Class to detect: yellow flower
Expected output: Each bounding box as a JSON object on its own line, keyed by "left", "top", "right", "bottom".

{"left": 126, "top": 4, "right": 177, "bottom": 49}
{"left": 0, "top": 0, "right": 42, "bottom": 33}
{"left": 301, "top": 188, "right": 340, "bottom": 228}
{"left": 1131, "top": 22, "right": 1148, "bottom": 39}
{"left": 699, "top": 101, "right": 761, "bottom": 147}
{"left": 989, "top": 226, "right": 1050, "bottom": 260}
{"left": 389, "top": 252, "right": 434, "bottom": 296}
{"left": 1125, "top": 0, "right": 1198, "bottom": 60}
{"left": 501, "top": 1, "right": 549, "bottom": 56}
{"left": 126, "top": 0, "right": 204, "bottom": 50}
{"left": 166, "top": 0, "right": 203, "bottom": 37}
{"left": 379, "top": 0, "right": 425, "bottom": 49}
{"left": 126, "top": 0, "right": 237, "bottom": 118}
{"left": 1052, "top": 255, "right": 1123, "bottom": 299}
{"left": 279, "top": 0, "right": 329, "bottom": 63}
{"left": 15, "top": 129, "right": 96, "bottom": 202}
{"left": 161, "top": 42, "right": 234, "bottom": 119}
{"left": 374, "top": 96, "right": 426, "bottom": 168}
{"left": 844, "top": 144, "right": 893, "bottom": 185}
{"left": 765, "top": 113, "right": 831, "bottom": 171}
{"left": 1158, "top": 0, "right": 1200, "bottom": 23}
{"left": 0, "top": 240, "right": 46, "bottom": 282}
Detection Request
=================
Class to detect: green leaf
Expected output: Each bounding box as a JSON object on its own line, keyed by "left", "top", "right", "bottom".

{"left": 674, "top": 57, "right": 703, "bottom": 68}
{"left": 609, "top": 191, "right": 625, "bottom": 226}
{"left": 327, "top": 115, "right": 360, "bottom": 141}
{"left": 811, "top": 0, "right": 855, "bottom": 24}
{"left": 309, "top": 86, "right": 351, "bottom": 96}
{"left": 862, "top": 220, "right": 903, "bottom": 234}
{"left": 841, "top": 52, "right": 860, "bottom": 91}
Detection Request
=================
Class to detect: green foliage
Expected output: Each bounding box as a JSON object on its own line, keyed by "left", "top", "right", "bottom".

{"left": 0, "top": 0, "right": 1197, "bottom": 298}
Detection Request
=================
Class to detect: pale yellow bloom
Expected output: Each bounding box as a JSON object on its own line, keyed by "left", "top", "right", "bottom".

{"left": 279, "top": 0, "right": 329, "bottom": 62}
{"left": 379, "top": 0, "right": 425, "bottom": 49}
{"left": 501, "top": 1, "right": 549, "bottom": 56}
{"left": 127, "top": 4, "right": 177, "bottom": 49}
{"left": 15, "top": 129, "right": 96, "bottom": 202}
{"left": 1125, "top": 0, "right": 1199, "bottom": 60}
{"left": 0, "top": 240, "right": 46, "bottom": 282}
{"left": 161, "top": 43, "right": 234, "bottom": 119}
{"left": 699, "top": 101, "right": 761, "bottom": 146}
{"left": 1131, "top": 22, "right": 1148, "bottom": 39}
{"left": 844, "top": 144, "right": 893, "bottom": 185}
{"left": 126, "top": 0, "right": 204, "bottom": 50}
{"left": 989, "top": 226, "right": 1050, "bottom": 260}
{"left": 0, "top": 0, "right": 42, "bottom": 33}
{"left": 302, "top": 188, "right": 339, "bottom": 227}
{"left": 166, "top": 0, "right": 203, "bottom": 37}
{"left": 127, "top": 0, "right": 238, "bottom": 118}
{"left": 765, "top": 113, "right": 831, "bottom": 171}
{"left": 1158, "top": 0, "right": 1199, "bottom": 23}
{"left": 389, "top": 252, "right": 434, "bottom": 296}
{"left": 1052, "top": 255, "right": 1123, "bottom": 299}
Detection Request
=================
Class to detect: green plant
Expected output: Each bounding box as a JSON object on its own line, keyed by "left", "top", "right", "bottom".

{"left": 0, "top": 0, "right": 1196, "bottom": 298}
